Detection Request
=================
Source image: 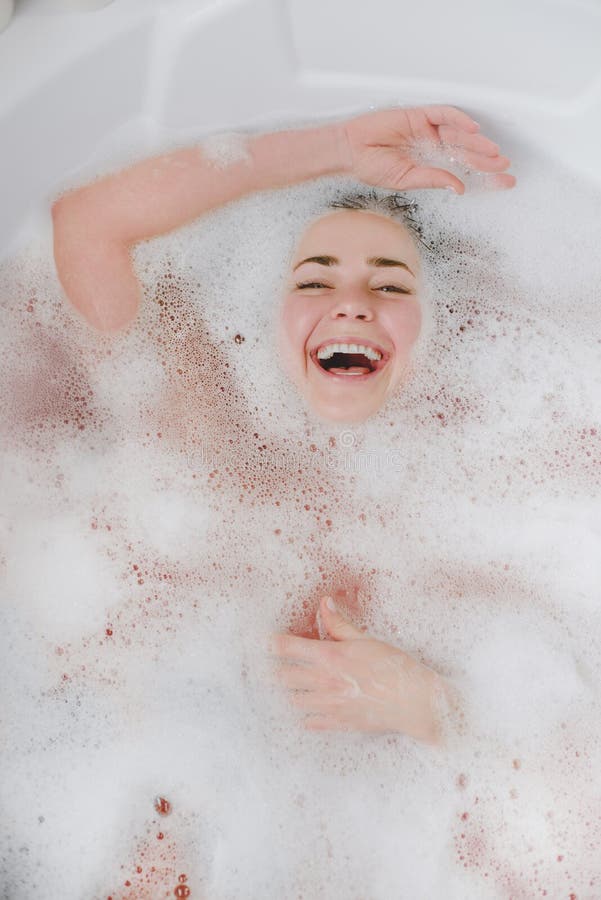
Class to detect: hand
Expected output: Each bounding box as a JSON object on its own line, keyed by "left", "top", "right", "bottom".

{"left": 270, "top": 595, "right": 451, "bottom": 744}
{"left": 341, "top": 105, "right": 516, "bottom": 194}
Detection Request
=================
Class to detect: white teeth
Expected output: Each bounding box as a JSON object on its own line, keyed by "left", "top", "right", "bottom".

{"left": 316, "top": 342, "right": 382, "bottom": 361}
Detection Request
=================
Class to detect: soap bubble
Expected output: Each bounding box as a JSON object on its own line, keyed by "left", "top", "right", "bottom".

{"left": 0, "top": 124, "right": 600, "bottom": 898}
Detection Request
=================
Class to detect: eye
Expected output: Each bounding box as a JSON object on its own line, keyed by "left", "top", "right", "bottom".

{"left": 375, "top": 285, "right": 413, "bottom": 295}
{"left": 295, "top": 281, "right": 332, "bottom": 290}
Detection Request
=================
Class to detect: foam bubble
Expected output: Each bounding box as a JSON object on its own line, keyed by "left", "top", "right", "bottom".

{"left": 199, "top": 132, "right": 251, "bottom": 168}
{"left": 1, "top": 117, "right": 600, "bottom": 898}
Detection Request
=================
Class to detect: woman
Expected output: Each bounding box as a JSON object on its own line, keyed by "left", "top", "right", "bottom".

{"left": 51, "top": 105, "right": 515, "bottom": 745}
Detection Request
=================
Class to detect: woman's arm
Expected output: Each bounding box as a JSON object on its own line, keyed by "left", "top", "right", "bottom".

{"left": 52, "top": 125, "right": 348, "bottom": 331}
{"left": 52, "top": 106, "right": 513, "bottom": 332}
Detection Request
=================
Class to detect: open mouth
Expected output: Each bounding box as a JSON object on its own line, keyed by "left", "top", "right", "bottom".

{"left": 310, "top": 340, "right": 389, "bottom": 379}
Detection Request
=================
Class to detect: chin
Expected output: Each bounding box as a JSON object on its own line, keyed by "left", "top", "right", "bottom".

{"left": 309, "top": 400, "right": 379, "bottom": 425}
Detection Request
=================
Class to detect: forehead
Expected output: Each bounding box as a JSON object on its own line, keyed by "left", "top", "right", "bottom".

{"left": 292, "top": 209, "right": 420, "bottom": 271}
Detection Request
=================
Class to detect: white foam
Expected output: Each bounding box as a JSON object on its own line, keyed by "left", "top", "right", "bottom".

{"left": 199, "top": 132, "right": 251, "bottom": 168}
{"left": 1, "top": 118, "right": 600, "bottom": 898}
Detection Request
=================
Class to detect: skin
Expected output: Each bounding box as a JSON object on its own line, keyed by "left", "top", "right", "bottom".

{"left": 51, "top": 105, "right": 513, "bottom": 333}
{"left": 279, "top": 208, "right": 423, "bottom": 424}
{"left": 50, "top": 105, "right": 515, "bottom": 743}
{"left": 270, "top": 594, "right": 456, "bottom": 743}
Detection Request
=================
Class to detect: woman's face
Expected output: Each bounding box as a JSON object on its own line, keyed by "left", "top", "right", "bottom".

{"left": 279, "top": 209, "right": 422, "bottom": 423}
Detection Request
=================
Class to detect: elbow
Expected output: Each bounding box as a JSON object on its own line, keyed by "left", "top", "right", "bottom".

{"left": 51, "top": 191, "right": 140, "bottom": 333}
{"left": 51, "top": 191, "right": 84, "bottom": 267}
{"left": 51, "top": 190, "right": 81, "bottom": 237}
{"left": 51, "top": 193, "right": 67, "bottom": 227}
{"left": 85, "top": 294, "right": 140, "bottom": 334}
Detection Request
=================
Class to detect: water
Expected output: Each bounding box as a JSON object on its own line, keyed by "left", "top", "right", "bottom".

{"left": 0, "top": 124, "right": 600, "bottom": 899}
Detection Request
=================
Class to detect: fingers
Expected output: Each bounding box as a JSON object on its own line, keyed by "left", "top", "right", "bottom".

{"left": 457, "top": 172, "right": 516, "bottom": 191}
{"left": 289, "top": 691, "right": 345, "bottom": 713}
{"left": 270, "top": 632, "right": 328, "bottom": 663}
{"left": 400, "top": 158, "right": 515, "bottom": 193}
{"left": 458, "top": 151, "right": 512, "bottom": 173}
{"left": 437, "top": 126, "right": 500, "bottom": 157}
{"left": 275, "top": 662, "right": 326, "bottom": 691}
{"left": 423, "top": 105, "right": 480, "bottom": 133}
{"left": 399, "top": 166, "right": 466, "bottom": 194}
{"left": 319, "top": 595, "right": 368, "bottom": 642}
{"left": 276, "top": 673, "right": 353, "bottom": 730}
{"left": 486, "top": 172, "right": 517, "bottom": 190}
{"left": 408, "top": 107, "right": 514, "bottom": 185}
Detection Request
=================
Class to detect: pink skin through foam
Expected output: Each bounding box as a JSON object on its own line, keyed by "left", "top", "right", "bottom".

{"left": 279, "top": 209, "right": 423, "bottom": 424}
{"left": 49, "top": 106, "right": 516, "bottom": 750}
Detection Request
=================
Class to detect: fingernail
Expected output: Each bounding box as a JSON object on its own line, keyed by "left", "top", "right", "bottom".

{"left": 445, "top": 186, "right": 457, "bottom": 193}
{"left": 325, "top": 596, "right": 337, "bottom": 612}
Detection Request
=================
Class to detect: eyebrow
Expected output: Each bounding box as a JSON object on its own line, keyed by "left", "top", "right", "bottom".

{"left": 293, "top": 255, "right": 415, "bottom": 277}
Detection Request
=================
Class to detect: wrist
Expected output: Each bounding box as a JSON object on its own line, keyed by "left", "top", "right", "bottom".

{"left": 248, "top": 122, "right": 351, "bottom": 191}
{"left": 431, "top": 678, "right": 466, "bottom": 746}
{"left": 403, "top": 670, "right": 453, "bottom": 747}
{"left": 330, "top": 122, "right": 354, "bottom": 175}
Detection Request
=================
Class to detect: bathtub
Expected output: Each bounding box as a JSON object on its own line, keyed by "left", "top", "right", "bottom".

{"left": 2, "top": 0, "right": 601, "bottom": 257}
{"left": 1, "top": 2, "right": 601, "bottom": 898}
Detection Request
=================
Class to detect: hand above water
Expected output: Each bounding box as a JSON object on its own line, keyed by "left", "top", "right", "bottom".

{"left": 270, "top": 595, "right": 455, "bottom": 744}
{"left": 340, "top": 104, "right": 516, "bottom": 194}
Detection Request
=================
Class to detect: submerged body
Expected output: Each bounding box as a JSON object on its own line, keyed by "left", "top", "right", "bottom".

{"left": 50, "top": 104, "right": 514, "bottom": 746}
{"left": 3, "top": 104, "right": 600, "bottom": 897}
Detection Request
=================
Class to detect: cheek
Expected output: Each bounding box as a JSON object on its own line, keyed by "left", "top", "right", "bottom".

{"left": 387, "top": 302, "right": 422, "bottom": 356}
{"left": 278, "top": 297, "right": 322, "bottom": 380}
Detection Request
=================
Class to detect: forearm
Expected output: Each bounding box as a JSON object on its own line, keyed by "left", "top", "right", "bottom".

{"left": 52, "top": 104, "right": 510, "bottom": 331}
{"left": 53, "top": 123, "right": 350, "bottom": 244}
{"left": 51, "top": 123, "right": 350, "bottom": 330}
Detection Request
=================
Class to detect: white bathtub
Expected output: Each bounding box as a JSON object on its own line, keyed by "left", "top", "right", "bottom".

{"left": 2, "top": 0, "right": 601, "bottom": 256}
{"left": 2, "top": 3, "right": 601, "bottom": 898}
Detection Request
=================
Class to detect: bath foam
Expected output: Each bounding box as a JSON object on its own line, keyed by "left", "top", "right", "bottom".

{"left": 0, "top": 124, "right": 600, "bottom": 899}
{"left": 199, "top": 132, "right": 251, "bottom": 168}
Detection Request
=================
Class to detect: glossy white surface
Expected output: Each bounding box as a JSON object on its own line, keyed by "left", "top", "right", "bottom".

{"left": 0, "top": 0, "right": 14, "bottom": 33}
{"left": 1, "top": 0, "right": 600, "bottom": 250}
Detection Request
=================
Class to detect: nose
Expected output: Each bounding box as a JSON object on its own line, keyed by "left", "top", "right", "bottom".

{"left": 329, "top": 293, "right": 375, "bottom": 322}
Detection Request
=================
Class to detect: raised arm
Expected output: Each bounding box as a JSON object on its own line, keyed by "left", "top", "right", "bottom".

{"left": 52, "top": 105, "right": 514, "bottom": 332}
{"left": 52, "top": 125, "right": 346, "bottom": 331}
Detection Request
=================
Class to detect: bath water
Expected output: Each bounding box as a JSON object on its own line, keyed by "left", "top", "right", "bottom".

{"left": 0, "top": 123, "right": 600, "bottom": 899}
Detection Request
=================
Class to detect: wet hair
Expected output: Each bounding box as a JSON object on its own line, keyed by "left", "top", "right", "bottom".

{"left": 328, "top": 189, "right": 431, "bottom": 250}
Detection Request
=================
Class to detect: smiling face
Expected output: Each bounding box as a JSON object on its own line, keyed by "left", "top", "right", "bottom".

{"left": 278, "top": 209, "right": 423, "bottom": 423}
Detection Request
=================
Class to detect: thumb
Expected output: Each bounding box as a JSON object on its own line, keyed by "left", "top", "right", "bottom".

{"left": 320, "top": 596, "right": 368, "bottom": 641}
